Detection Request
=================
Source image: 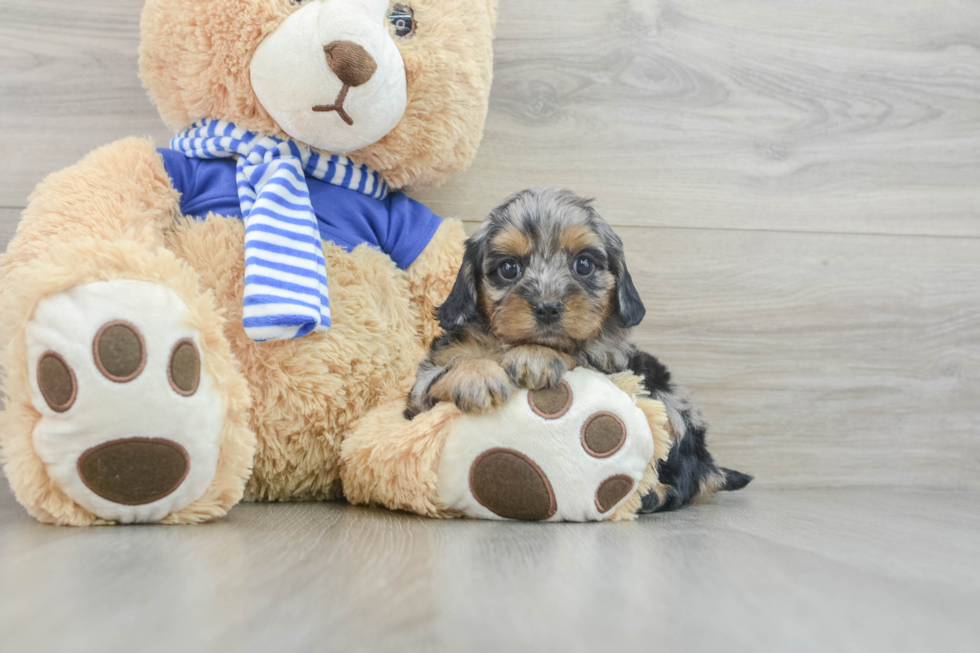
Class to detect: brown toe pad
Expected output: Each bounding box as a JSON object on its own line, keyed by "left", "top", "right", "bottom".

{"left": 595, "top": 475, "right": 635, "bottom": 513}
{"left": 93, "top": 321, "right": 146, "bottom": 383}
{"left": 469, "top": 448, "right": 557, "bottom": 521}
{"left": 37, "top": 351, "right": 77, "bottom": 412}
{"left": 168, "top": 339, "right": 201, "bottom": 396}
{"left": 581, "top": 411, "right": 627, "bottom": 458}
{"left": 527, "top": 380, "right": 573, "bottom": 419}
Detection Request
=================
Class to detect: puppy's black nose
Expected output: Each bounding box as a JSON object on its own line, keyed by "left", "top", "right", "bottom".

{"left": 533, "top": 301, "right": 564, "bottom": 325}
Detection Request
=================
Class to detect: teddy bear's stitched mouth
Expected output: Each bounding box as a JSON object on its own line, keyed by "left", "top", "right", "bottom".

{"left": 312, "top": 84, "right": 355, "bottom": 126}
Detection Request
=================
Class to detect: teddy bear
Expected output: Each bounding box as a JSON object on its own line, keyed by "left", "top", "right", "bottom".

{"left": 0, "top": 0, "right": 710, "bottom": 525}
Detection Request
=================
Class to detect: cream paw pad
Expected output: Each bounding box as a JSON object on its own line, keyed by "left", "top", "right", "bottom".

{"left": 437, "top": 368, "right": 657, "bottom": 522}
{"left": 25, "top": 280, "right": 225, "bottom": 523}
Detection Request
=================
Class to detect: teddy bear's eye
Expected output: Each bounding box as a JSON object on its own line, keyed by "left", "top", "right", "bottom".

{"left": 388, "top": 4, "right": 415, "bottom": 39}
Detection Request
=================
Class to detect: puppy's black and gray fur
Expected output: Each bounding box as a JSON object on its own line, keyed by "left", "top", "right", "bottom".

{"left": 406, "top": 188, "right": 751, "bottom": 512}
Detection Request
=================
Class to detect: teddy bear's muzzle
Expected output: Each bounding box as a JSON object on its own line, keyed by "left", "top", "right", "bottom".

{"left": 250, "top": 0, "right": 408, "bottom": 151}
{"left": 76, "top": 438, "right": 190, "bottom": 506}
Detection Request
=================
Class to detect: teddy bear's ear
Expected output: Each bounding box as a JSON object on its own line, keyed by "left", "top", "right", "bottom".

{"left": 140, "top": 0, "right": 289, "bottom": 134}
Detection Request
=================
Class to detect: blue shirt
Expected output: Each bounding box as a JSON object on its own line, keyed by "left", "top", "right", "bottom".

{"left": 158, "top": 148, "right": 441, "bottom": 270}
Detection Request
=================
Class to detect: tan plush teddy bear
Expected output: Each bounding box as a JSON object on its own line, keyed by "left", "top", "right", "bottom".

{"left": 0, "top": 0, "right": 689, "bottom": 525}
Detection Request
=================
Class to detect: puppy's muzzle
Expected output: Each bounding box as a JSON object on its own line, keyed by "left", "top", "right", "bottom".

{"left": 533, "top": 301, "right": 564, "bottom": 326}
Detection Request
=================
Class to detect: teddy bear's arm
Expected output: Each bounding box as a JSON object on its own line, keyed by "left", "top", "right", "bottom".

{"left": 402, "top": 219, "right": 467, "bottom": 348}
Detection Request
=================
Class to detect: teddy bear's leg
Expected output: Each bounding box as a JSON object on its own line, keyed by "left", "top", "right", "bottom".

{"left": 0, "top": 139, "right": 254, "bottom": 525}
{"left": 341, "top": 401, "right": 463, "bottom": 518}
{"left": 341, "top": 368, "right": 672, "bottom": 522}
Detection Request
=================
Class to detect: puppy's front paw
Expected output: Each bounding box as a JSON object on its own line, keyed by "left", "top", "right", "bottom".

{"left": 431, "top": 359, "right": 513, "bottom": 414}
{"left": 502, "top": 345, "right": 574, "bottom": 390}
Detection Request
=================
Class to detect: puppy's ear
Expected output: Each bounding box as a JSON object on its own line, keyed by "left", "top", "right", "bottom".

{"left": 615, "top": 266, "right": 646, "bottom": 328}
{"left": 437, "top": 236, "right": 484, "bottom": 330}
{"left": 596, "top": 217, "right": 646, "bottom": 329}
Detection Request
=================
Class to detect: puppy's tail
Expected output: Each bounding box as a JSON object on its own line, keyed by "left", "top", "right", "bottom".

{"left": 719, "top": 467, "right": 753, "bottom": 492}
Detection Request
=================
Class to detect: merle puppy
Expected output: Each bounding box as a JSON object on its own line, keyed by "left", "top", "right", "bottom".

{"left": 406, "top": 188, "right": 751, "bottom": 512}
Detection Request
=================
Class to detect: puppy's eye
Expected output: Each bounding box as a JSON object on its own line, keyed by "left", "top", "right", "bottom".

{"left": 388, "top": 4, "right": 415, "bottom": 39}
{"left": 573, "top": 257, "right": 596, "bottom": 277}
{"left": 497, "top": 260, "right": 523, "bottom": 281}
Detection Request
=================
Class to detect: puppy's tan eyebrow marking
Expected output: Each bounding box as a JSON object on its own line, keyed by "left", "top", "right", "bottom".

{"left": 491, "top": 228, "right": 533, "bottom": 257}
{"left": 559, "top": 224, "right": 601, "bottom": 254}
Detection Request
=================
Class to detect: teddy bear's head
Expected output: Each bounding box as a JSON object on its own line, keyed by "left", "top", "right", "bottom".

{"left": 139, "top": 0, "right": 496, "bottom": 189}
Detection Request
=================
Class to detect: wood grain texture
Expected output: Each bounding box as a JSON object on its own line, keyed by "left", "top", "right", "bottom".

{"left": 416, "top": 0, "right": 980, "bottom": 237}
{"left": 2, "top": 0, "right": 979, "bottom": 237}
{"left": 0, "top": 0, "right": 171, "bottom": 208}
{"left": 1, "top": 480, "right": 978, "bottom": 653}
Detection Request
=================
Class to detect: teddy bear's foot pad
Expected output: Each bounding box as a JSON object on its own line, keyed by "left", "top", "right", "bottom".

{"left": 468, "top": 448, "right": 557, "bottom": 520}
{"left": 437, "top": 368, "right": 655, "bottom": 522}
{"left": 26, "top": 280, "right": 224, "bottom": 523}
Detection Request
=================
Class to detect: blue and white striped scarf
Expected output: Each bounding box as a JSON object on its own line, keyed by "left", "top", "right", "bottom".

{"left": 171, "top": 119, "right": 389, "bottom": 342}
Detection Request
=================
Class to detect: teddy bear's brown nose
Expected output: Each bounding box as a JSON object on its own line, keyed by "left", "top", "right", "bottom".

{"left": 324, "top": 40, "right": 377, "bottom": 87}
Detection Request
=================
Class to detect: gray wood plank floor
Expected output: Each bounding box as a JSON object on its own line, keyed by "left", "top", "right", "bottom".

{"left": 1, "top": 479, "right": 978, "bottom": 653}
{"left": 2, "top": 0, "right": 979, "bottom": 650}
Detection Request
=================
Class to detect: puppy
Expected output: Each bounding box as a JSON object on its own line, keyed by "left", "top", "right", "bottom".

{"left": 406, "top": 188, "right": 751, "bottom": 512}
